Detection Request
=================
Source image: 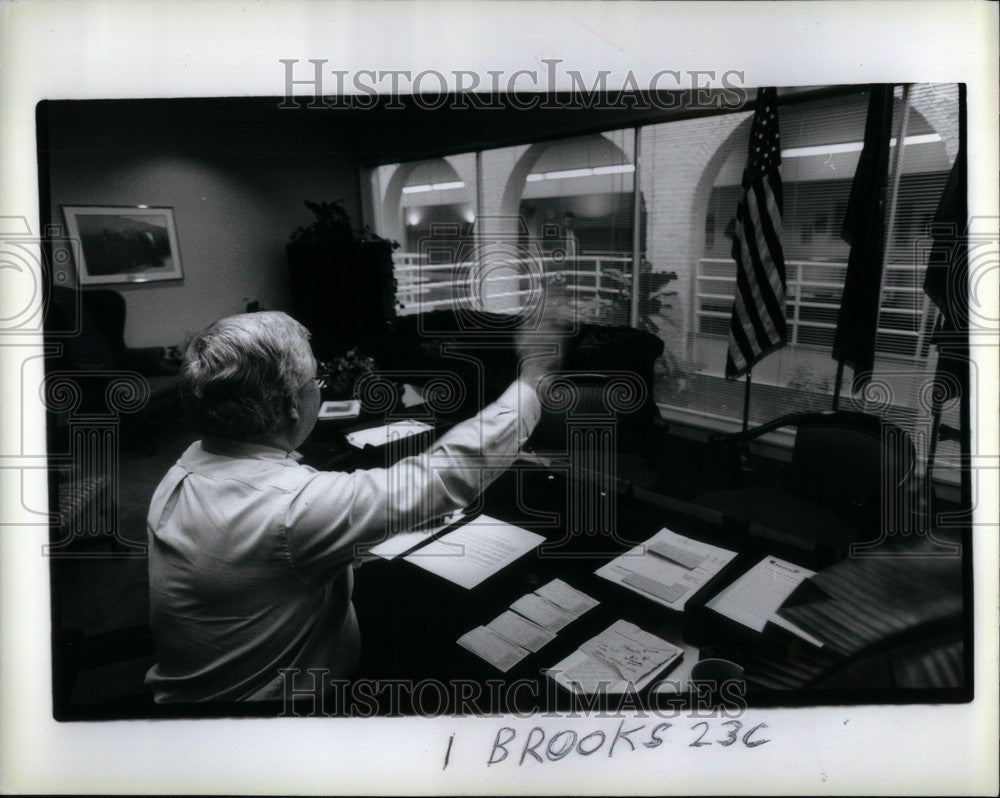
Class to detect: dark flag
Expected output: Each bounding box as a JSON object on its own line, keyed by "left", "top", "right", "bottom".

{"left": 832, "top": 85, "right": 895, "bottom": 390}
{"left": 725, "top": 87, "right": 787, "bottom": 380}
{"left": 923, "top": 84, "right": 968, "bottom": 400}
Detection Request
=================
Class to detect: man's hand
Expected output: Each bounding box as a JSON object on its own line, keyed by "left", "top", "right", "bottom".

{"left": 516, "top": 278, "right": 571, "bottom": 389}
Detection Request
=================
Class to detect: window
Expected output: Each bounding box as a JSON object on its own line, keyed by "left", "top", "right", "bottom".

{"left": 369, "top": 133, "right": 636, "bottom": 320}
{"left": 363, "top": 84, "right": 961, "bottom": 473}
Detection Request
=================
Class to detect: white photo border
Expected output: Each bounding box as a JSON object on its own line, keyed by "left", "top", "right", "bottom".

{"left": 1, "top": 1, "right": 997, "bottom": 795}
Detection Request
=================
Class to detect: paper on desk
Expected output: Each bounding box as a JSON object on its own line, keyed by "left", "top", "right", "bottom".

{"left": 549, "top": 621, "right": 683, "bottom": 694}
{"left": 457, "top": 626, "right": 529, "bottom": 672}
{"left": 487, "top": 610, "right": 555, "bottom": 653}
{"left": 403, "top": 515, "right": 544, "bottom": 589}
{"left": 346, "top": 419, "right": 431, "bottom": 449}
{"left": 367, "top": 510, "right": 466, "bottom": 560}
{"left": 595, "top": 528, "right": 737, "bottom": 610}
{"left": 318, "top": 399, "right": 361, "bottom": 420}
{"left": 535, "top": 578, "right": 599, "bottom": 617}
{"left": 580, "top": 620, "right": 680, "bottom": 683}
{"left": 400, "top": 383, "right": 425, "bottom": 408}
{"left": 706, "top": 556, "right": 824, "bottom": 647}
{"left": 562, "top": 653, "right": 622, "bottom": 693}
{"left": 510, "top": 593, "right": 574, "bottom": 632}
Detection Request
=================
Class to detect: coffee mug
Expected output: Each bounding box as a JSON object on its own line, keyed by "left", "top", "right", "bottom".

{"left": 690, "top": 657, "right": 745, "bottom": 684}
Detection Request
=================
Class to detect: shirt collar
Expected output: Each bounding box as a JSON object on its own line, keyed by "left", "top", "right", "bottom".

{"left": 198, "top": 438, "right": 303, "bottom": 462}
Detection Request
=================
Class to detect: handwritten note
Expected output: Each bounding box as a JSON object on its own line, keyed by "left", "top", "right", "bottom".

{"left": 548, "top": 620, "right": 684, "bottom": 694}
{"left": 486, "top": 610, "right": 555, "bottom": 653}
{"left": 535, "top": 579, "right": 599, "bottom": 617}
{"left": 562, "top": 653, "right": 622, "bottom": 693}
{"left": 457, "top": 626, "right": 529, "bottom": 672}
{"left": 580, "top": 620, "right": 680, "bottom": 683}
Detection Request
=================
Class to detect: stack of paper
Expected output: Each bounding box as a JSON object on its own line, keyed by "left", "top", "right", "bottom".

{"left": 486, "top": 611, "right": 555, "bottom": 652}
{"left": 705, "top": 556, "right": 824, "bottom": 647}
{"left": 548, "top": 620, "right": 683, "bottom": 694}
{"left": 403, "top": 515, "right": 544, "bottom": 589}
{"left": 318, "top": 399, "right": 361, "bottom": 420}
{"left": 457, "top": 627, "right": 529, "bottom": 672}
{"left": 346, "top": 419, "right": 431, "bottom": 449}
{"left": 536, "top": 578, "right": 600, "bottom": 617}
{"left": 456, "top": 579, "right": 599, "bottom": 671}
{"left": 595, "top": 528, "right": 736, "bottom": 610}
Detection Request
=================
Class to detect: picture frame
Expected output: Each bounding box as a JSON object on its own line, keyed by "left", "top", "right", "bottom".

{"left": 62, "top": 205, "right": 183, "bottom": 285}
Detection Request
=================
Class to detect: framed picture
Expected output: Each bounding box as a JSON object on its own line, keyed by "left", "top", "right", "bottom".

{"left": 62, "top": 205, "right": 183, "bottom": 285}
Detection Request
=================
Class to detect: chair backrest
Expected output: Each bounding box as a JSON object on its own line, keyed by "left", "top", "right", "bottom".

{"left": 785, "top": 412, "right": 916, "bottom": 511}
{"left": 528, "top": 372, "right": 650, "bottom": 456}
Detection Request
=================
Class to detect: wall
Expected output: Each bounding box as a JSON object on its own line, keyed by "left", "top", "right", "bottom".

{"left": 42, "top": 100, "right": 361, "bottom": 348}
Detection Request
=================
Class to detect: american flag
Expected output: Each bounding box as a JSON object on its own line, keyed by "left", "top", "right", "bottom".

{"left": 725, "top": 87, "right": 788, "bottom": 380}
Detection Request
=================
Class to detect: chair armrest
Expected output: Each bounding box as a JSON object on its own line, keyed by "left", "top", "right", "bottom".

{"left": 120, "top": 346, "right": 181, "bottom": 376}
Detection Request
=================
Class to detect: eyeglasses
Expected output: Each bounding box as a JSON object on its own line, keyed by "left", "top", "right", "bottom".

{"left": 313, "top": 360, "right": 329, "bottom": 390}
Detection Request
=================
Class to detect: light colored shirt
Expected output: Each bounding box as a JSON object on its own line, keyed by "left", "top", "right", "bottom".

{"left": 145, "top": 380, "right": 541, "bottom": 703}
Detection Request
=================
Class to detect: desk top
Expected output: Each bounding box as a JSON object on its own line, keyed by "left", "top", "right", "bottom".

{"left": 296, "top": 406, "right": 967, "bottom": 716}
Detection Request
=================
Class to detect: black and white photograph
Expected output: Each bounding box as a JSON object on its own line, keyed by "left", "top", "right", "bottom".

{"left": 62, "top": 206, "right": 183, "bottom": 285}
{"left": 1, "top": 1, "right": 996, "bottom": 795}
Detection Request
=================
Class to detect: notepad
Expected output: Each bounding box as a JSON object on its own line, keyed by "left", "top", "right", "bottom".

{"left": 706, "top": 555, "right": 824, "bottom": 647}
{"left": 534, "top": 578, "right": 599, "bottom": 617}
{"left": 403, "top": 515, "right": 544, "bottom": 589}
{"left": 548, "top": 620, "right": 683, "bottom": 694}
{"left": 595, "top": 528, "right": 736, "bottom": 610}
{"left": 457, "top": 626, "right": 529, "bottom": 672}
{"left": 346, "top": 419, "right": 431, "bottom": 449}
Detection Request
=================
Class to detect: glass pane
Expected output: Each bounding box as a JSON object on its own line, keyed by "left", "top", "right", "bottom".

{"left": 368, "top": 153, "right": 478, "bottom": 316}
{"left": 480, "top": 130, "right": 636, "bottom": 322}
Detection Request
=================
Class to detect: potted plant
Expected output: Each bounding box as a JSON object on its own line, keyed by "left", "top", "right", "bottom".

{"left": 287, "top": 200, "right": 399, "bottom": 352}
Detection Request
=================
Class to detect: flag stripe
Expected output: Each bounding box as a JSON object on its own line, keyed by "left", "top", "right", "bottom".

{"left": 744, "top": 186, "right": 787, "bottom": 332}
{"left": 725, "top": 87, "right": 788, "bottom": 380}
{"left": 733, "top": 233, "right": 775, "bottom": 344}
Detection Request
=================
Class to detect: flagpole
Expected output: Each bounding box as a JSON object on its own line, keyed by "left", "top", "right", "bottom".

{"left": 742, "top": 370, "right": 752, "bottom": 432}
{"left": 832, "top": 358, "right": 845, "bottom": 410}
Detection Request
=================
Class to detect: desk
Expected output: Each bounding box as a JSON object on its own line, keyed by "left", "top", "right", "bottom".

{"left": 301, "top": 407, "right": 777, "bottom": 715}
{"left": 297, "top": 405, "right": 967, "bottom": 716}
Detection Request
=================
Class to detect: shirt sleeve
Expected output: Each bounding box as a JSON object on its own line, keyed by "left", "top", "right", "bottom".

{"left": 284, "top": 379, "right": 542, "bottom": 579}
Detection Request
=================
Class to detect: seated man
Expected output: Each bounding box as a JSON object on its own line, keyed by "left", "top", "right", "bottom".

{"left": 145, "top": 310, "right": 557, "bottom": 702}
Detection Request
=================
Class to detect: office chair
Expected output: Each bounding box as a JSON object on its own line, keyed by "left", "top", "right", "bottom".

{"left": 526, "top": 371, "right": 665, "bottom": 489}
{"left": 695, "top": 411, "right": 917, "bottom": 552}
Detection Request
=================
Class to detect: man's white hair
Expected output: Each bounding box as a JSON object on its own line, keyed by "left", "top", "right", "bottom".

{"left": 181, "top": 311, "right": 314, "bottom": 440}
